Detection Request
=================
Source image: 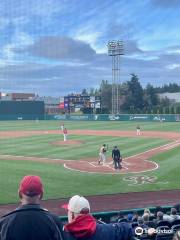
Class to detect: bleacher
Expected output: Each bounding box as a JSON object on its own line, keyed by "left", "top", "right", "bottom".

{"left": 60, "top": 205, "right": 180, "bottom": 240}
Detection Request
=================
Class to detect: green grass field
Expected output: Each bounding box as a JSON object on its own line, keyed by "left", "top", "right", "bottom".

{"left": 0, "top": 120, "right": 179, "bottom": 204}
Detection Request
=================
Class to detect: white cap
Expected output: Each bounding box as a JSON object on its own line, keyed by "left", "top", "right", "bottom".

{"left": 62, "top": 195, "right": 90, "bottom": 214}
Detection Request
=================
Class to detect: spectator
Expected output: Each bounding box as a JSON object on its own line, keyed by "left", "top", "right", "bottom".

{"left": 143, "top": 208, "right": 154, "bottom": 217}
{"left": 0, "top": 175, "right": 64, "bottom": 240}
{"left": 173, "top": 230, "right": 180, "bottom": 240}
{"left": 62, "top": 195, "right": 133, "bottom": 240}
{"left": 153, "top": 211, "right": 172, "bottom": 225}
{"left": 132, "top": 211, "right": 139, "bottom": 222}
{"left": 142, "top": 213, "right": 150, "bottom": 224}
{"left": 117, "top": 211, "right": 125, "bottom": 222}
{"left": 157, "top": 211, "right": 164, "bottom": 221}
{"left": 118, "top": 211, "right": 125, "bottom": 219}
{"left": 154, "top": 206, "right": 164, "bottom": 218}
{"left": 137, "top": 217, "right": 148, "bottom": 229}
{"left": 170, "top": 208, "right": 180, "bottom": 220}
{"left": 153, "top": 211, "right": 163, "bottom": 226}
{"left": 174, "top": 204, "right": 180, "bottom": 213}
{"left": 127, "top": 213, "right": 133, "bottom": 223}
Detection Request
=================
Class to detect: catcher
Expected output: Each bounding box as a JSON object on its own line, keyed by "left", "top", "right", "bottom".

{"left": 98, "top": 144, "right": 107, "bottom": 165}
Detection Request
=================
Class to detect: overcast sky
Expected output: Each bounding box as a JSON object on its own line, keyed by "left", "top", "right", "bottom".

{"left": 0, "top": 0, "right": 180, "bottom": 96}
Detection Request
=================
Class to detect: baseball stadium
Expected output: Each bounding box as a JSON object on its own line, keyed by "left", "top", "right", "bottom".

{"left": 1, "top": 1, "right": 180, "bottom": 239}
{"left": 0, "top": 119, "right": 179, "bottom": 213}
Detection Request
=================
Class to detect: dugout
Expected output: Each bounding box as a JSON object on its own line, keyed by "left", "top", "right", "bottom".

{"left": 0, "top": 101, "right": 45, "bottom": 120}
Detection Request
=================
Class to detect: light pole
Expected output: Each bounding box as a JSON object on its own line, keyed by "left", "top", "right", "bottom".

{"left": 107, "top": 40, "right": 123, "bottom": 114}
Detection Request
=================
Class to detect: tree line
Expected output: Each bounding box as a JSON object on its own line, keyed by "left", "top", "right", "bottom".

{"left": 81, "top": 74, "right": 180, "bottom": 114}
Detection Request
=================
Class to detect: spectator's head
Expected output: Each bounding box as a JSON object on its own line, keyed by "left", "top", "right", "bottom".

{"left": 62, "top": 195, "right": 90, "bottom": 223}
{"left": 18, "top": 175, "right": 44, "bottom": 204}
{"left": 171, "top": 208, "right": 177, "bottom": 215}
{"left": 144, "top": 208, "right": 151, "bottom": 215}
{"left": 174, "top": 204, "right": 180, "bottom": 213}
{"left": 155, "top": 206, "right": 163, "bottom": 216}
{"left": 157, "top": 211, "right": 163, "bottom": 221}
{"left": 143, "top": 213, "right": 149, "bottom": 222}
{"left": 132, "top": 211, "right": 139, "bottom": 221}
{"left": 118, "top": 211, "right": 124, "bottom": 219}
{"left": 137, "top": 217, "right": 144, "bottom": 225}
{"left": 127, "top": 213, "right": 133, "bottom": 222}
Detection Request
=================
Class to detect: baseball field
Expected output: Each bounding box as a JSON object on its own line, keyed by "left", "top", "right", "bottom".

{"left": 0, "top": 120, "right": 180, "bottom": 206}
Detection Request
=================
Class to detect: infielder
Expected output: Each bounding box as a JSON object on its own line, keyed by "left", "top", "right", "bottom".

{"left": 98, "top": 144, "right": 107, "bottom": 165}
{"left": 60, "top": 123, "right": 64, "bottom": 131}
{"left": 136, "top": 125, "right": 141, "bottom": 136}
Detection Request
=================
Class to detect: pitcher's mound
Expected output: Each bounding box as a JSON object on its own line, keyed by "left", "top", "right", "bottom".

{"left": 52, "top": 140, "right": 85, "bottom": 146}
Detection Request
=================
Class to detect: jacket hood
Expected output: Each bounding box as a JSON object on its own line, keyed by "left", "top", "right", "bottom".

{"left": 65, "top": 214, "right": 97, "bottom": 238}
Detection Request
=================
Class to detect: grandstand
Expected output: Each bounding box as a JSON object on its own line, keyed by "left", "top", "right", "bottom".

{"left": 1, "top": 1, "right": 180, "bottom": 239}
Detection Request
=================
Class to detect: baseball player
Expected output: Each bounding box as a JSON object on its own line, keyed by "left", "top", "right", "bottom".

{"left": 98, "top": 144, "right": 107, "bottom": 165}
{"left": 63, "top": 128, "right": 68, "bottom": 141}
{"left": 60, "top": 123, "right": 64, "bottom": 131}
{"left": 136, "top": 125, "right": 141, "bottom": 136}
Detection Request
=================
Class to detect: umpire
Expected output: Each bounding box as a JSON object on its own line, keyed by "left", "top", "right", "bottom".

{"left": 112, "top": 146, "right": 122, "bottom": 170}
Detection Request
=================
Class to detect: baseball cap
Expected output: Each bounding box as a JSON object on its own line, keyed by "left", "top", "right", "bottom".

{"left": 19, "top": 175, "right": 43, "bottom": 197}
{"left": 62, "top": 195, "right": 90, "bottom": 214}
{"left": 127, "top": 213, "right": 133, "bottom": 221}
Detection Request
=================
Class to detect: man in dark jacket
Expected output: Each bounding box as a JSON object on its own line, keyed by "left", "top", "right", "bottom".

{"left": 62, "top": 195, "right": 133, "bottom": 240}
{"left": 0, "top": 175, "right": 64, "bottom": 240}
{"left": 112, "top": 146, "right": 122, "bottom": 170}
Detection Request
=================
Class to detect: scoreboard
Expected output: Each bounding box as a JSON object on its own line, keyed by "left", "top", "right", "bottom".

{"left": 61, "top": 95, "right": 101, "bottom": 111}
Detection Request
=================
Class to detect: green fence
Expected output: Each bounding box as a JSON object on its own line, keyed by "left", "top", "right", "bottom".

{"left": 60, "top": 205, "right": 173, "bottom": 224}
{"left": 46, "top": 114, "right": 180, "bottom": 122}
{"left": 0, "top": 101, "right": 44, "bottom": 120}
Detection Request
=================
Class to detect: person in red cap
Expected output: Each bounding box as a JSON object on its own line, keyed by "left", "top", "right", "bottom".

{"left": 0, "top": 175, "right": 64, "bottom": 240}
{"left": 62, "top": 195, "right": 133, "bottom": 240}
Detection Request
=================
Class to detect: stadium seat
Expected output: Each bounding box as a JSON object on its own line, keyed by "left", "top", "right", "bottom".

{"left": 146, "top": 221, "right": 156, "bottom": 228}
{"left": 131, "top": 222, "right": 138, "bottom": 228}
{"left": 156, "top": 226, "right": 170, "bottom": 231}
{"left": 157, "top": 221, "right": 171, "bottom": 228}
{"left": 139, "top": 234, "right": 154, "bottom": 240}
{"left": 118, "top": 218, "right": 128, "bottom": 223}
{"left": 171, "top": 219, "right": 180, "bottom": 227}
{"left": 171, "top": 224, "right": 180, "bottom": 232}
{"left": 155, "top": 233, "right": 173, "bottom": 240}
{"left": 149, "top": 216, "right": 156, "bottom": 221}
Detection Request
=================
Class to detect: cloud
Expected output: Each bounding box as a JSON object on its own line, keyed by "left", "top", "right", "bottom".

{"left": 19, "top": 36, "right": 96, "bottom": 62}
{"left": 0, "top": 62, "right": 107, "bottom": 95}
{"left": 1, "top": 45, "right": 180, "bottom": 96}
{"left": 0, "top": 0, "right": 180, "bottom": 96}
{"left": 150, "top": 0, "right": 180, "bottom": 8}
{"left": 124, "top": 41, "right": 143, "bottom": 55}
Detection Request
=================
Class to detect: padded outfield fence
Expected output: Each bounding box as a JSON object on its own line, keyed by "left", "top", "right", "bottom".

{"left": 0, "top": 112, "right": 180, "bottom": 122}
{"left": 47, "top": 114, "right": 180, "bottom": 122}
{"left": 0, "top": 101, "right": 179, "bottom": 121}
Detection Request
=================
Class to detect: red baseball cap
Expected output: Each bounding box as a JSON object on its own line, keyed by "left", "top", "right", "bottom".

{"left": 19, "top": 175, "right": 43, "bottom": 197}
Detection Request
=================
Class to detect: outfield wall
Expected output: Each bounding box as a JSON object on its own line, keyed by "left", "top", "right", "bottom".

{"left": 46, "top": 114, "right": 180, "bottom": 122}
{"left": 0, "top": 101, "right": 45, "bottom": 120}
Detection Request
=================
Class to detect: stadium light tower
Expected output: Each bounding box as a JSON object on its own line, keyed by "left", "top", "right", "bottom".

{"left": 107, "top": 40, "right": 124, "bottom": 114}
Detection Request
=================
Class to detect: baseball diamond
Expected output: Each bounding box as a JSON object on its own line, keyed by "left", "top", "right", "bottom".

{"left": 0, "top": 120, "right": 179, "bottom": 216}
